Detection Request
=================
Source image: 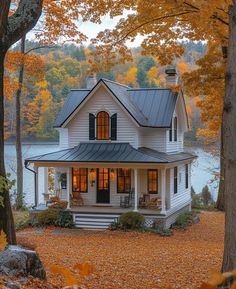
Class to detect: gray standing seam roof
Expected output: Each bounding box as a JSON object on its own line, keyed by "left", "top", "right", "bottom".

{"left": 54, "top": 79, "right": 178, "bottom": 128}
{"left": 25, "top": 143, "right": 196, "bottom": 164}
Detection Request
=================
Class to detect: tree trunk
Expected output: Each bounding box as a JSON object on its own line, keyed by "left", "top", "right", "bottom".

{"left": 15, "top": 35, "right": 26, "bottom": 210}
{"left": 216, "top": 127, "right": 225, "bottom": 211}
{"left": 0, "top": 48, "right": 16, "bottom": 245}
{"left": 222, "top": 1, "right": 236, "bottom": 272}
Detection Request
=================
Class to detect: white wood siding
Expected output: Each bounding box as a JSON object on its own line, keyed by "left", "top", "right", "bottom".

{"left": 57, "top": 128, "right": 69, "bottom": 149}
{"left": 169, "top": 163, "right": 191, "bottom": 210}
{"left": 166, "top": 107, "right": 184, "bottom": 153}
{"left": 65, "top": 86, "right": 139, "bottom": 148}
{"left": 138, "top": 128, "right": 167, "bottom": 152}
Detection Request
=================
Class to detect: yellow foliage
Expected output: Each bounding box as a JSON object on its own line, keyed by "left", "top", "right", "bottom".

{"left": 0, "top": 230, "right": 7, "bottom": 251}
{"left": 50, "top": 265, "right": 77, "bottom": 287}
{"left": 50, "top": 261, "right": 95, "bottom": 287}
{"left": 79, "top": 0, "right": 230, "bottom": 140}
{"left": 74, "top": 261, "right": 95, "bottom": 278}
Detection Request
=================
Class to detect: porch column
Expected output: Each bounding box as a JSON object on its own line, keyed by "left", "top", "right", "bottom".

{"left": 161, "top": 168, "right": 166, "bottom": 214}
{"left": 34, "top": 165, "right": 39, "bottom": 208}
{"left": 66, "top": 167, "right": 71, "bottom": 209}
{"left": 44, "top": 167, "right": 48, "bottom": 197}
{"left": 133, "top": 168, "right": 138, "bottom": 212}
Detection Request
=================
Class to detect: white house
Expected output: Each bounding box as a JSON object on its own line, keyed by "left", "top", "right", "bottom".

{"left": 25, "top": 67, "right": 196, "bottom": 229}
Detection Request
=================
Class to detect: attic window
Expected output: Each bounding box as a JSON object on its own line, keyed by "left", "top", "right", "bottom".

{"left": 97, "top": 111, "right": 110, "bottom": 140}
{"left": 89, "top": 112, "right": 117, "bottom": 141}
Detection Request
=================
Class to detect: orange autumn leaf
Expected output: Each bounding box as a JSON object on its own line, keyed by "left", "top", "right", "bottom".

{"left": 74, "top": 262, "right": 95, "bottom": 278}
{"left": 208, "top": 271, "right": 225, "bottom": 286}
{"left": 0, "top": 230, "right": 7, "bottom": 251}
{"left": 50, "top": 265, "right": 77, "bottom": 287}
{"left": 197, "top": 282, "right": 216, "bottom": 289}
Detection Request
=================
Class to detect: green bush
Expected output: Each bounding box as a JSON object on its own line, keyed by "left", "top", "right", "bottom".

{"left": 36, "top": 208, "right": 60, "bottom": 225}
{"left": 191, "top": 193, "right": 202, "bottom": 209}
{"left": 109, "top": 220, "right": 120, "bottom": 230}
{"left": 172, "top": 212, "right": 193, "bottom": 229}
{"left": 55, "top": 210, "right": 74, "bottom": 228}
{"left": 119, "top": 211, "right": 145, "bottom": 230}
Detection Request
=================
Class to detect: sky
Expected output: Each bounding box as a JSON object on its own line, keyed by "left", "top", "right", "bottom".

{"left": 78, "top": 15, "right": 143, "bottom": 47}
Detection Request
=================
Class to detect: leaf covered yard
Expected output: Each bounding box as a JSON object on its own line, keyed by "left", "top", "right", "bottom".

{"left": 14, "top": 212, "right": 224, "bottom": 289}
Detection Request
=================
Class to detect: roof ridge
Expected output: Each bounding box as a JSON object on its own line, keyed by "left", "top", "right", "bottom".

{"left": 128, "top": 88, "right": 171, "bottom": 91}
{"left": 102, "top": 78, "right": 130, "bottom": 89}
{"left": 70, "top": 89, "right": 90, "bottom": 91}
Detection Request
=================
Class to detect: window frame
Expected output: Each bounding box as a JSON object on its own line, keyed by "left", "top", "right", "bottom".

{"left": 174, "top": 116, "right": 178, "bottom": 142}
{"left": 117, "top": 168, "right": 131, "bottom": 194}
{"left": 72, "top": 168, "right": 88, "bottom": 193}
{"left": 185, "top": 164, "right": 189, "bottom": 189}
{"left": 174, "top": 166, "right": 178, "bottom": 194}
{"left": 169, "top": 118, "right": 173, "bottom": 142}
{"left": 96, "top": 111, "right": 110, "bottom": 140}
{"left": 147, "top": 169, "right": 158, "bottom": 194}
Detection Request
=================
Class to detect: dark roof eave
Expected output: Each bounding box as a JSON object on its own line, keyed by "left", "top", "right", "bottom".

{"left": 25, "top": 156, "right": 196, "bottom": 164}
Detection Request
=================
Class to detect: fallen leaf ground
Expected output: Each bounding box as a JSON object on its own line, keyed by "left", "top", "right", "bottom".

{"left": 15, "top": 211, "right": 224, "bottom": 289}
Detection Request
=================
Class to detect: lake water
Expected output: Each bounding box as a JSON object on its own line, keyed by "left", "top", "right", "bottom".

{"left": 4, "top": 143, "right": 220, "bottom": 206}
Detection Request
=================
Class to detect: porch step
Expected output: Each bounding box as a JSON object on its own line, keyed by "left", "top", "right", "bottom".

{"left": 73, "top": 213, "right": 120, "bottom": 229}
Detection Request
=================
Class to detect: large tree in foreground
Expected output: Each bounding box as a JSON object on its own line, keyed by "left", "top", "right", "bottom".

{"left": 222, "top": 1, "right": 236, "bottom": 272}
{"left": 0, "top": 0, "right": 43, "bottom": 244}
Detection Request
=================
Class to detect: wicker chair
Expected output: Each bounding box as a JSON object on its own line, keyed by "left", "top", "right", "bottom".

{"left": 70, "top": 191, "right": 84, "bottom": 206}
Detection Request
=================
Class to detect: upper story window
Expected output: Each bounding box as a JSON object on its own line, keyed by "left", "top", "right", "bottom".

{"left": 169, "top": 116, "right": 178, "bottom": 142}
{"left": 89, "top": 112, "right": 117, "bottom": 141}
{"left": 174, "top": 166, "right": 178, "bottom": 194}
{"left": 185, "top": 164, "right": 189, "bottom": 189}
{"left": 169, "top": 119, "right": 172, "bottom": 142}
{"left": 97, "top": 111, "right": 109, "bottom": 140}
{"left": 174, "top": 116, "right": 178, "bottom": 142}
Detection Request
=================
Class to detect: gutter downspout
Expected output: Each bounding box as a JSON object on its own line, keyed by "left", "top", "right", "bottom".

{"left": 24, "top": 160, "right": 38, "bottom": 208}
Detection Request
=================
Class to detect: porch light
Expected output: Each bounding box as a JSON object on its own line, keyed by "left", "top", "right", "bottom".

{"left": 89, "top": 168, "right": 96, "bottom": 187}
{"left": 110, "top": 168, "right": 115, "bottom": 181}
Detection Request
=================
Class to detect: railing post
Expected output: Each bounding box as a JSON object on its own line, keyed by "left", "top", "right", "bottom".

{"left": 67, "top": 167, "right": 71, "bottom": 209}
{"left": 133, "top": 168, "right": 138, "bottom": 212}
{"left": 34, "top": 165, "right": 39, "bottom": 208}
{"left": 161, "top": 168, "right": 166, "bottom": 214}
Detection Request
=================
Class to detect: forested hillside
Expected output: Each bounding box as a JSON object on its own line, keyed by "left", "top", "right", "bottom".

{"left": 4, "top": 41, "right": 206, "bottom": 141}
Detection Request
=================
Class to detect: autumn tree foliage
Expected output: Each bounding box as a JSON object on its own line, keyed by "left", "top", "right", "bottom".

{"left": 8, "top": 0, "right": 87, "bottom": 210}
{"left": 0, "top": 0, "right": 43, "bottom": 244}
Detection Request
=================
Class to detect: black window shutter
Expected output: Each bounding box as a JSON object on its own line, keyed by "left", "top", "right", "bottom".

{"left": 110, "top": 113, "right": 117, "bottom": 140}
{"left": 89, "top": 113, "right": 95, "bottom": 140}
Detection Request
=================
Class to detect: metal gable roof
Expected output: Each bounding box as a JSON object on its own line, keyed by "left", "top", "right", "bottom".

{"left": 54, "top": 79, "right": 178, "bottom": 128}
{"left": 25, "top": 143, "right": 196, "bottom": 164}
{"left": 128, "top": 88, "right": 177, "bottom": 127}
{"left": 54, "top": 89, "right": 90, "bottom": 127}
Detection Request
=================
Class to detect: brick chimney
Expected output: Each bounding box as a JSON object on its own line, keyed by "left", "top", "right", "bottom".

{"left": 86, "top": 74, "right": 97, "bottom": 89}
{"left": 165, "top": 65, "right": 178, "bottom": 86}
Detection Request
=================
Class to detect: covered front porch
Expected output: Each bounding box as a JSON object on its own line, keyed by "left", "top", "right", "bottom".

{"left": 34, "top": 164, "right": 171, "bottom": 215}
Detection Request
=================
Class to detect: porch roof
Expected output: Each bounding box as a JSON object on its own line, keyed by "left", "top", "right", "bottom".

{"left": 25, "top": 142, "right": 196, "bottom": 165}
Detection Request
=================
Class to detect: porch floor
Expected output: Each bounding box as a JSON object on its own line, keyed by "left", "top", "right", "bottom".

{"left": 69, "top": 205, "right": 163, "bottom": 216}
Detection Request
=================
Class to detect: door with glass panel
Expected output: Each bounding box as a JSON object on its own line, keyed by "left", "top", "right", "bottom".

{"left": 97, "top": 168, "right": 110, "bottom": 203}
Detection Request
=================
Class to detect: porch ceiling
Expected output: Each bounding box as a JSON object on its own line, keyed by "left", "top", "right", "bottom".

{"left": 25, "top": 142, "right": 196, "bottom": 166}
